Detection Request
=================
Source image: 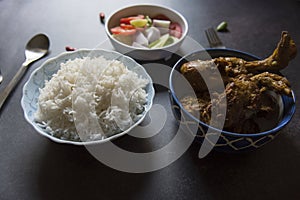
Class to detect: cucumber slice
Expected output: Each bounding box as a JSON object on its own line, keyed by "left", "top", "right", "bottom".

{"left": 164, "top": 36, "right": 179, "bottom": 47}
{"left": 149, "top": 34, "right": 170, "bottom": 48}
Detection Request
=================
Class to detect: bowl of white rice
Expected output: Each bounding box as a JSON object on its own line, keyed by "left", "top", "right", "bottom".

{"left": 21, "top": 49, "right": 154, "bottom": 145}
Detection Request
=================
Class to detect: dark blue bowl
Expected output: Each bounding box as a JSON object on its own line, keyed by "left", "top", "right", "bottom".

{"left": 169, "top": 48, "right": 296, "bottom": 153}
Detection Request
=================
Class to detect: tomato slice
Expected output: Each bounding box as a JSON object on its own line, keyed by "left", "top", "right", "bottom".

{"left": 120, "top": 23, "right": 135, "bottom": 29}
{"left": 110, "top": 26, "right": 136, "bottom": 35}
{"left": 169, "top": 22, "right": 182, "bottom": 38}
{"left": 120, "top": 15, "right": 144, "bottom": 24}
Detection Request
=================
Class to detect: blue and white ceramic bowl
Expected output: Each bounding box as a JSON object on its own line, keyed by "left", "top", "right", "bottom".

{"left": 169, "top": 48, "right": 296, "bottom": 153}
{"left": 21, "top": 49, "right": 155, "bottom": 145}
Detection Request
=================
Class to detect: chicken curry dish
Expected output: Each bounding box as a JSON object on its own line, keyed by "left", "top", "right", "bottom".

{"left": 180, "top": 31, "right": 297, "bottom": 133}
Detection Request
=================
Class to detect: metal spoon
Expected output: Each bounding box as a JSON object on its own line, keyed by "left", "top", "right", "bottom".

{"left": 0, "top": 33, "right": 50, "bottom": 110}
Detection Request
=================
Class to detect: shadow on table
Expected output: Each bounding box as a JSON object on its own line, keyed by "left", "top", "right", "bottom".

{"left": 186, "top": 131, "right": 300, "bottom": 200}
{"left": 36, "top": 143, "right": 151, "bottom": 200}
{"left": 35, "top": 127, "right": 300, "bottom": 200}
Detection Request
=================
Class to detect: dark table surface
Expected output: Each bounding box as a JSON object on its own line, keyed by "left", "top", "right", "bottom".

{"left": 1, "top": 0, "right": 300, "bottom": 199}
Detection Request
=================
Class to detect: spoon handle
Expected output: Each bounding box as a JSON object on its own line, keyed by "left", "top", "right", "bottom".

{"left": 0, "top": 62, "right": 29, "bottom": 110}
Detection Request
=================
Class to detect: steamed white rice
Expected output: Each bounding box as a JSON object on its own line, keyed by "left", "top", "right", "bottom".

{"left": 35, "top": 56, "right": 149, "bottom": 142}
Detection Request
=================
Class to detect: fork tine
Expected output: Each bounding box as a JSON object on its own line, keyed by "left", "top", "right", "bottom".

{"left": 205, "top": 27, "right": 225, "bottom": 48}
{"left": 205, "top": 29, "right": 213, "bottom": 46}
{"left": 210, "top": 28, "right": 221, "bottom": 46}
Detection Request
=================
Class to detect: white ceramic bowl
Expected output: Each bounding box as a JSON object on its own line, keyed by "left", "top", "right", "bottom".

{"left": 105, "top": 4, "right": 188, "bottom": 60}
{"left": 21, "top": 49, "right": 155, "bottom": 145}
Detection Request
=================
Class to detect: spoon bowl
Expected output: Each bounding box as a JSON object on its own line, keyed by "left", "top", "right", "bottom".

{"left": 0, "top": 33, "right": 50, "bottom": 110}
{"left": 24, "top": 34, "right": 50, "bottom": 66}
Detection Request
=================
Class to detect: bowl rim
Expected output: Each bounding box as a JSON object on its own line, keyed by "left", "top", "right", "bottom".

{"left": 21, "top": 48, "right": 155, "bottom": 145}
{"left": 105, "top": 3, "right": 189, "bottom": 51}
{"left": 169, "top": 48, "right": 296, "bottom": 137}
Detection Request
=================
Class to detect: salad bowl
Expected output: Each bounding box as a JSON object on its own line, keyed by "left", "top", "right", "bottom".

{"left": 105, "top": 4, "right": 188, "bottom": 60}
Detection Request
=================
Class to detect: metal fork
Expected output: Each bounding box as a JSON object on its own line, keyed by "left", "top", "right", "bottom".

{"left": 205, "top": 27, "right": 225, "bottom": 48}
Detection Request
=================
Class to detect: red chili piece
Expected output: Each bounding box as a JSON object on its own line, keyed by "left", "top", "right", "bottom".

{"left": 65, "top": 46, "right": 76, "bottom": 51}
{"left": 99, "top": 12, "right": 105, "bottom": 23}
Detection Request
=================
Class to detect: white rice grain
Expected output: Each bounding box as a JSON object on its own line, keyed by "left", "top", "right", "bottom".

{"left": 35, "top": 56, "right": 149, "bottom": 142}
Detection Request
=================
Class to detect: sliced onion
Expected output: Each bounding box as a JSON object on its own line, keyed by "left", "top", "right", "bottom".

{"left": 134, "top": 31, "right": 148, "bottom": 46}
{"left": 144, "top": 27, "right": 161, "bottom": 43}
{"left": 153, "top": 19, "right": 171, "bottom": 35}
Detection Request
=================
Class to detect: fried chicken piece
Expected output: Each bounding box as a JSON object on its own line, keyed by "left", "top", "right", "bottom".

{"left": 180, "top": 31, "right": 297, "bottom": 94}
{"left": 220, "top": 73, "right": 283, "bottom": 132}
{"left": 249, "top": 72, "right": 291, "bottom": 95}
{"left": 179, "top": 31, "right": 296, "bottom": 133}
{"left": 181, "top": 73, "right": 284, "bottom": 133}
{"left": 245, "top": 31, "right": 297, "bottom": 72}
